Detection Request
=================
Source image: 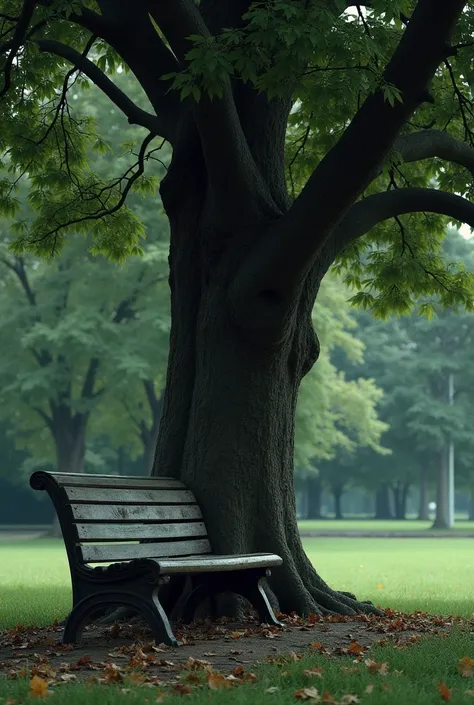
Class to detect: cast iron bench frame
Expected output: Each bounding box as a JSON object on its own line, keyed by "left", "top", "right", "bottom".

{"left": 30, "top": 471, "right": 283, "bottom": 646}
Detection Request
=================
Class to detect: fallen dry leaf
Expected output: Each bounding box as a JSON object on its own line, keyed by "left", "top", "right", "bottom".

{"left": 28, "top": 675, "right": 50, "bottom": 699}
{"left": 364, "top": 658, "right": 389, "bottom": 675}
{"left": 294, "top": 687, "right": 320, "bottom": 701}
{"left": 207, "top": 672, "right": 233, "bottom": 690}
{"left": 438, "top": 682, "right": 452, "bottom": 701}
{"left": 103, "top": 663, "right": 123, "bottom": 683}
{"left": 365, "top": 684, "right": 375, "bottom": 694}
{"left": 185, "top": 656, "right": 211, "bottom": 671}
{"left": 265, "top": 686, "right": 279, "bottom": 693}
{"left": 347, "top": 641, "right": 365, "bottom": 656}
{"left": 458, "top": 657, "right": 474, "bottom": 677}
{"left": 310, "top": 642, "right": 328, "bottom": 654}
{"left": 303, "top": 666, "right": 324, "bottom": 678}
{"left": 173, "top": 683, "right": 193, "bottom": 695}
{"left": 339, "top": 695, "right": 359, "bottom": 704}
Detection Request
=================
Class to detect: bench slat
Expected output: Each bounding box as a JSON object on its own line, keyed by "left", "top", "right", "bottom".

{"left": 51, "top": 473, "right": 184, "bottom": 490}
{"left": 76, "top": 521, "right": 208, "bottom": 541}
{"left": 71, "top": 504, "right": 203, "bottom": 522}
{"left": 156, "top": 553, "right": 283, "bottom": 574}
{"left": 66, "top": 487, "right": 195, "bottom": 504}
{"left": 80, "top": 538, "right": 212, "bottom": 563}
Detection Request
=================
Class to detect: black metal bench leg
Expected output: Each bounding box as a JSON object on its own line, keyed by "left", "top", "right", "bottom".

{"left": 63, "top": 590, "right": 179, "bottom": 647}
{"left": 236, "top": 574, "right": 283, "bottom": 627}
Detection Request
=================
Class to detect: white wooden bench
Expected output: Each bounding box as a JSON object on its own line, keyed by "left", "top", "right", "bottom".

{"left": 30, "top": 471, "right": 283, "bottom": 646}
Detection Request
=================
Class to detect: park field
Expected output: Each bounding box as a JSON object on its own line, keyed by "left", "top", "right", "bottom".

{"left": 2, "top": 537, "right": 474, "bottom": 705}
{"left": 1, "top": 537, "right": 474, "bottom": 628}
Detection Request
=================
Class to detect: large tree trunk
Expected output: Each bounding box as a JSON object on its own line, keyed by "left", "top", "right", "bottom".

{"left": 418, "top": 465, "right": 430, "bottom": 520}
{"left": 374, "top": 482, "right": 393, "bottom": 519}
{"left": 306, "top": 474, "right": 323, "bottom": 519}
{"left": 151, "top": 117, "right": 380, "bottom": 619}
{"left": 432, "top": 449, "right": 450, "bottom": 529}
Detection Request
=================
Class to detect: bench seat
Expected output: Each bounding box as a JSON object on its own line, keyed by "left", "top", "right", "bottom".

{"left": 154, "top": 553, "right": 283, "bottom": 574}
{"left": 30, "top": 471, "right": 283, "bottom": 646}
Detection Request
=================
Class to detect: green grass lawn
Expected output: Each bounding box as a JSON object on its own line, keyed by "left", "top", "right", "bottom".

{"left": 3, "top": 538, "right": 474, "bottom": 704}
{"left": 298, "top": 519, "right": 474, "bottom": 532}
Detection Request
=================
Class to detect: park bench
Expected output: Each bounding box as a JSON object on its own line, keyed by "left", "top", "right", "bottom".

{"left": 30, "top": 471, "right": 283, "bottom": 646}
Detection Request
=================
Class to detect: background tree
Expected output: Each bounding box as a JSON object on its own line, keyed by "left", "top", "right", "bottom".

{"left": 333, "top": 230, "right": 474, "bottom": 524}
{"left": 0, "top": 71, "right": 170, "bottom": 477}
{"left": 3, "top": 0, "right": 474, "bottom": 616}
{"left": 295, "top": 272, "right": 388, "bottom": 518}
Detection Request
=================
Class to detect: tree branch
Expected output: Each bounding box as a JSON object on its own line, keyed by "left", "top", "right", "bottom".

{"left": 0, "top": 255, "right": 53, "bottom": 368}
{"left": 148, "top": 0, "right": 277, "bottom": 221}
{"left": 241, "top": 0, "right": 466, "bottom": 298}
{"left": 31, "top": 405, "right": 54, "bottom": 431}
{"left": 35, "top": 39, "right": 163, "bottom": 135}
{"left": 143, "top": 379, "right": 162, "bottom": 419}
{"left": 32, "top": 0, "right": 180, "bottom": 142}
{"left": 87, "top": 0, "right": 181, "bottom": 143}
{"left": 0, "top": 0, "right": 36, "bottom": 98}
{"left": 331, "top": 188, "right": 474, "bottom": 256}
{"left": 80, "top": 358, "right": 100, "bottom": 400}
{"left": 391, "top": 129, "right": 474, "bottom": 179}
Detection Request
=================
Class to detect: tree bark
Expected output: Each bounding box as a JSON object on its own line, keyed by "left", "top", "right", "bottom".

{"left": 390, "top": 481, "right": 410, "bottom": 520}
{"left": 332, "top": 485, "right": 344, "bottom": 520}
{"left": 306, "top": 475, "right": 323, "bottom": 520}
{"left": 418, "top": 465, "right": 430, "bottom": 520}
{"left": 374, "top": 483, "right": 393, "bottom": 519}
{"left": 432, "top": 449, "right": 450, "bottom": 529}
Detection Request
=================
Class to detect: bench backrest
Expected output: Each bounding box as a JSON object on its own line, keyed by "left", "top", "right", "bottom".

{"left": 30, "top": 471, "right": 211, "bottom": 565}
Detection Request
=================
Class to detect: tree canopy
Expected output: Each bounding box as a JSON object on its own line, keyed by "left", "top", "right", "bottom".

{"left": 2, "top": 1, "right": 474, "bottom": 312}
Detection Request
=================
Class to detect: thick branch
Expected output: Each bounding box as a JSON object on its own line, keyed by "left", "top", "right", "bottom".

{"left": 35, "top": 39, "right": 162, "bottom": 135}
{"left": 242, "top": 0, "right": 466, "bottom": 297}
{"left": 32, "top": 405, "right": 54, "bottom": 431}
{"left": 90, "top": 0, "right": 180, "bottom": 143}
{"left": 143, "top": 379, "right": 162, "bottom": 419}
{"left": 0, "top": 0, "right": 36, "bottom": 97}
{"left": 331, "top": 188, "right": 474, "bottom": 255}
{"left": 392, "top": 129, "right": 474, "bottom": 179}
{"left": 149, "top": 0, "right": 277, "bottom": 221}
